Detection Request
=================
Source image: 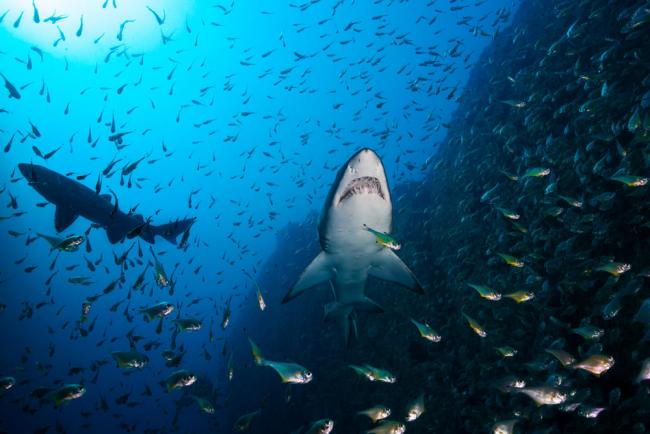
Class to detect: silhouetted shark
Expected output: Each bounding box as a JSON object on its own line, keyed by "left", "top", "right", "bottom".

{"left": 18, "top": 163, "right": 195, "bottom": 245}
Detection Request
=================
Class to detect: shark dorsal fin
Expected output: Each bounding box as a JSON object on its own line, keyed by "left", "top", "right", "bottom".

{"left": 54, "top": 206, "right": 79, "bottom": 232}
{"left": 100, "top": 194, "right": 112, "bottom": 202}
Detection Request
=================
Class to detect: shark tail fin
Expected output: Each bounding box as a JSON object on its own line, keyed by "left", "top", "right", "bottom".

{"left": 143, "top": 218, "right": 196, "bottom": 245}
{"left": 282, "top": 251, "right": 333, "bottom": 303}
{"left": 324, "top": 299, "right": 382, "bottom": 347}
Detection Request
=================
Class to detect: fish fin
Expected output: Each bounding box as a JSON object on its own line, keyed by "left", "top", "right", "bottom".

{"left": 146, "top": 218, "right": 195, "bottom": 245}
{"left": 37, "top": 232, "right": 62, "bottom": 248}
{"left": 324, "top": 298, "right": 383, "bottom": 321}
{"left": 368, "top": 249, "right": 424, "bottom": 294}
{"left": 324, "top": 303, "right": 357, "bottom": 346}
{"left": 106, "top": 223, "right": 125, "bottom": 244}
{"left": 248, "top": 338, "right": 265, "bottom": 365}
{"left": 350, "top": 297, "right": 384, "bottom": 313}
{"left": 349, "top": 314, "right": 358, "bottom": 346}
{"left": 54, "top": 206, "right": 79, "bottom": 232}
{"left": 282, "top": 251, "right": 334, "bottom": 303}
{"left": 139, "top": 310, "right": 154, "bottom": 322}
{"left": 100, "top": 194, "right": 112, "bottom": 202}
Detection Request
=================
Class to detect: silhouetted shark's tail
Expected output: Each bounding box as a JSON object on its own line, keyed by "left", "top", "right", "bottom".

{"left": 140, "top": 217, "right": 196, "bottom": 245}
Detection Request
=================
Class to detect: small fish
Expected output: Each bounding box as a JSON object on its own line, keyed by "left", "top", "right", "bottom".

{"left": 306, "top": 419, "right": 334, "bottom": 434}
{"left": 409, "top": 318, "right": 441, "bottom": 342}
{"left": 32, "top": 0, "right": 40, "bottom": 23}
{"left": 462, "top": 312, "right": 487, "bottom": 337}
{"left": 0, "top": 376, "right": 16, "bottom": 390}
{"left": 495, "top": 206, "right": 519, "bottom": 220}
{"left": 50, "top": 384, "right": 85, "bottom": 407}
{"left": 255, "top": 288, "right": 266, "bottom": 311}
{"left": 557, "top": 194, "right": 583, "bottom": 208}
{"left": 227, "top": 354, "right": 235, "bottom": 381}
{"left": 514, "top": 386, "right": 567, "bottom": 405}
{"left": 0, "top": 73, "right": 21, "bottom": 99}
{"left": 500, "top": 100, "right": 526, "bottom": 108}
{"left": 494, "top": 346, "right": 517, "bottom": 358}
{"left": 467, "top": 283, "right": 501, "bottom": 301}
{"left": 609, "top": 174, "right": 647, "bottom": 187}
{"left": 349, "top": 364, "right": 396, "bottom": 383}
{"left": 117, "top": 19, "right": 135, "bottom": 41}
{"left": 545, "top": 348, "right": 576, "bottom": 367}
{"left": 405, "top": 393, "right": 425, "bottom": 421}
{"left": 364, "top": 224, "right": 401, "bottom": 250}
{"left": 249, "top": 339, "right": 312, "bottom": 384}
{"left": 80, "top": 302, "right": 91, "bottom": 322}
{"left": 55, "top": 235, "right": 84, "bottom": 252}
{"left": 357, "top": 406, "right": 391, "bottom": 423}
{"left": 139, "top": 302, "right": 174, "bottom": 321}
{"left": 164, "top": 369, "right": 196, "bottom": 392}
{"left": 495, "top": 252, "right": 524, "bottom": 268}
{"left": 221, "top": 298, "right": 231, "bottom": 329}
{"left": 594, "top": 262, "right": 631, "bottom": 277}
{"left": 578, "top": 405, "right": 606, "bottom": 419}
{"left": 491, "top": 419, "right": 518, "bottom": 434}
{"left": 573, "top": 354, "right": 614, "bottom": 377}
{"left": 153, "top": 258, "right": 169, "bottom": 287}
{"left": 191, "top": 395, "right": 215, "bottom": 414}
{"left": 252, "top": 279, "right": 266, "bottom": 311}
{"left": 521, "top": 167, "right": 550, "bottom": 178}
{"left": 503, "top": 290, "right": 534, "bottom": 303}
{"left": 233, "top": 409, "right": 261, "bottom": 431}
{"left": 365, "top": 420, "right": 406, "bottom": 434}
{"left": 111, "top": 351, "right": 149, "bottom": 369}
{"left": 500, "top": 170, "right": 519, "bottom": 181}
{"left": 637, "top": 358, "right": 650, "bottom": 383}
{"left": 571, "top": 325, "right": 604, "bottom": 341}
{"left": 146, "top": 5, "right": 166, "bottom": 25}
{"left": 173, "top": 318, "right": 202, "bottom": 332}
{"left": 75, "top": 15, "right": 83, "bottom": 37}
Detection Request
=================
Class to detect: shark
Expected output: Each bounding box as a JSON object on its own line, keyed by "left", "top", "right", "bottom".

{"left": 281, "top": 148, "right": 423, "bottom": 343}
{"left": 18, "top": 163, "right": 195, "bottom": 245}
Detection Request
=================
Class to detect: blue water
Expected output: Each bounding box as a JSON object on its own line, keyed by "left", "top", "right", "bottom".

{"left": 0, "top": 1, "right": 520, "bottom": 433}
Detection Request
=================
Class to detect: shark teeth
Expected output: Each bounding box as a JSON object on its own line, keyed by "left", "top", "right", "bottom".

{"left": 338, "top": 176, "right": 385, "bottom": 204}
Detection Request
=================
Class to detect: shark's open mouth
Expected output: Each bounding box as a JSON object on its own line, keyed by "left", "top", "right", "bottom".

{"left": 338, "top": 176, "right": 385, "bottom": 204}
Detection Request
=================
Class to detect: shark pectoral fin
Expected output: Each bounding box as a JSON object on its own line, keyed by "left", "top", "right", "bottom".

{"left": 106, "top": 223, "right": 125, "bottom": 244}
{"left": 54, "top": 206, "right": 79, "bottom": 232}
{"left": 282, "top": 251, "right": 333, "bottom": 303}
{"left": 369, "top": 249, "right": 424, "bottom": 294}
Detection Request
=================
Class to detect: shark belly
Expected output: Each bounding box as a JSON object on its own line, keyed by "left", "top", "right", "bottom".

{"left": 324, "top": 194, "right": 390, "bottom": 304}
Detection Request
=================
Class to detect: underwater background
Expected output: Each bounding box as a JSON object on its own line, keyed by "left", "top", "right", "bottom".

{"left": 1, "top": 0, "right": 650, "bottom": 433}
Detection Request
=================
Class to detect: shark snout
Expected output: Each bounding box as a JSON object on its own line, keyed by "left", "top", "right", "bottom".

{"left": 18, "top": 163, "right": 34, "bottom": 181}
{"left": 346, "top": 148, "right": 384, "bottom": 178}
{"left": 352, "top": 148, "right": 380, "bottom": 165}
